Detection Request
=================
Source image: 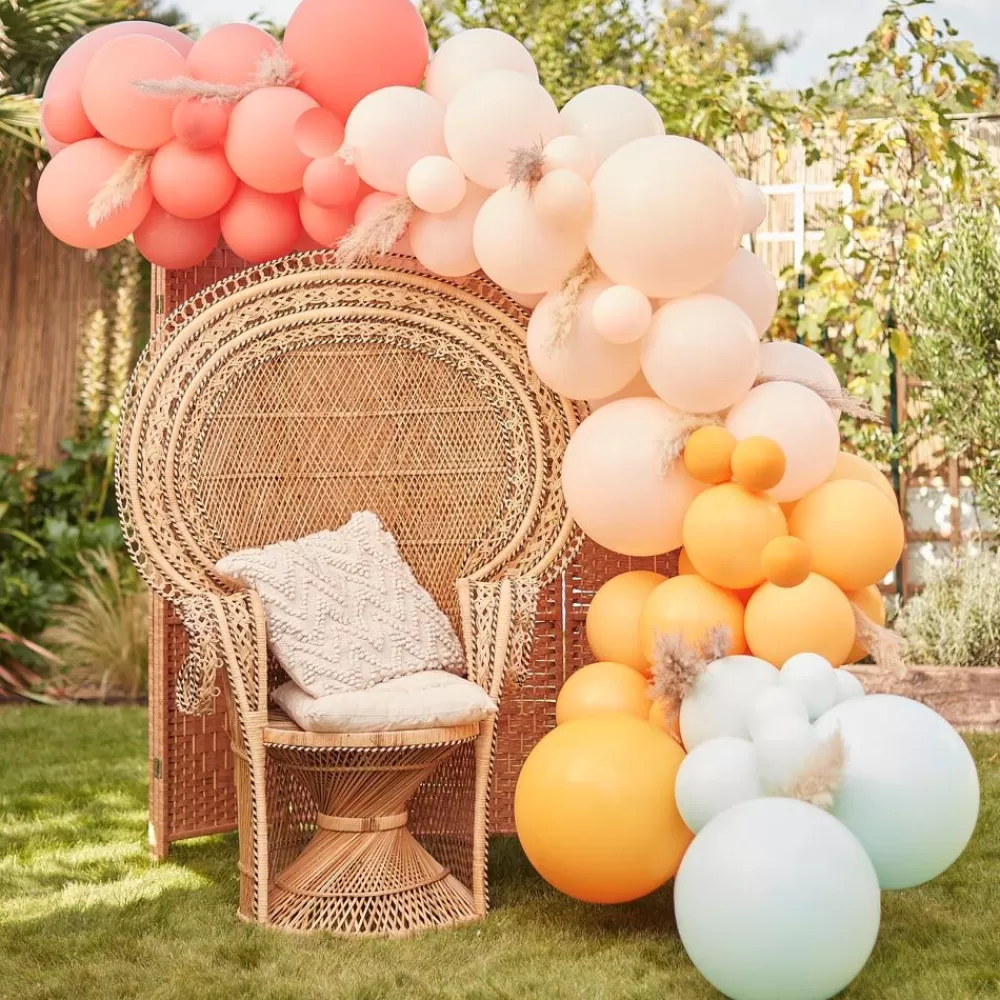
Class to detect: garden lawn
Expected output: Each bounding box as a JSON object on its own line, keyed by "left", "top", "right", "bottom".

{"left": 1, "top": 707, "right": 998, "bottom": 1000}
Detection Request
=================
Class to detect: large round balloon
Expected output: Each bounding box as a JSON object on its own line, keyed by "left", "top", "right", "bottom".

{"left": 299, "top": 198, "right": 353, "bottom": 248}
{"left": 150, "top": 142, "right": 237, "bottom": 220}
{"left": 737, "top": 177, "right": 767, "bottom": 234}
{"left": 186, "top": 23, "right": 279, "bottom": 86}
{"left": 816, "top": 695, "right": 980, "bottom": 889}
{"left": 559, "top": 85, "right": 665, "bottom": 165}
{"left": 700, "top": 248, "right": 778, "bottom": 337}
{"left": 675, "top": 797, "right": 881, "bottom": 1000}
{"left": 515, "top": 715, "right": 691, "bottom": 903}
{"left": 826, "top": 451, "right": 897, "bottom": 505}
{"left": 674, "top": 737, "right": 763, "bottom": 833}
{"left": 42, "top": 91, "right": 96, "bottom": 145}
{"left": 134, "top": 204, "right": 220, "bottom": 269}
{"left": 425, "top": 28, "right": 538, "bottom": 105}
{"left": 561, "top": 397, "right": 705, "bottom": 557}
{"left": 588, "top": 136, "right": 743, "bottom": 299}
{"left": 284, "top": 0, "right": 430, "bottom": 120}
{"left": 220, "top": 185, "right": 301, "bottom": 264}
{"left": 587, "top": 370, "right": 657, "bottom": 411}
{"left": 555, "top": 662, "right": 652, "bottom": 725}
{"left": 409, "top": 183, "right": 491, "bottom": 277}
{"left": 587, "top": 571, "right": 666, "bottom": 673}
{"left": 759, "top": 341, "right": 842, "bottom": 411}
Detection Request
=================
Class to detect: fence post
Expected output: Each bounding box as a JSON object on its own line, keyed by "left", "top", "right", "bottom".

{"left": 887, "top": 308, "right": 905, "bottom": 600}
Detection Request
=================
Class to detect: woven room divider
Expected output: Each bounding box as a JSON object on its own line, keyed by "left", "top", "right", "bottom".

{"left": 147, "top": 249, "right": 675, "bottom": 857}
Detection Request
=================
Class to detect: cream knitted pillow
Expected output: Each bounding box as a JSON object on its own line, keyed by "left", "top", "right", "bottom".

{"left": 216, "top": 512, "right": 465, "bottom": 698}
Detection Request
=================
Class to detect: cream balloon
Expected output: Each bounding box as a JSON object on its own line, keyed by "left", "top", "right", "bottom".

{"left": 726, "top": 382, "right": 840, "bottom": 503}
{"left": 424, "top": 28, "right": 538, "bottom": 106}
{"left": 561, "top": 397, "right": 705, "bottom": 557}
{"left": 592, "top": 285, "right": 652, "bottom": 345}
{"left": 406, "top": 155, "right": 467, "bottom": 214}
{"left": 559, "top": 85, "right": 665, "bottom": 165}
{"left": 473, "top": 184, "right": 586, "bottom": 294}
{"left": 528, "top": 278, "right": 642, "bottom": 400}
{"left": 587, "top": 370, "right": 656, "bottom": 410}
{"left": 701, "top": 248, "right": 778, "bottom": 337}
{"left": 759, "top": 341, "right": 843, "bottom": 413}
{"left": 543, "top": 135, "right": 596, "bottom": 181}
{"left": 409, "top": 183, "right": 490, "bottom": 277}
{"left": 642, "top": 295, "right": 760, "bottom": 415}
{"left": 588, "top": 136, "right": 743, "bottom": 299}
{"left": 738, "top": 177, "right": 767, "bottom": 233}
{"left": 444, "top": 70, "right": 561, "bottom": 190}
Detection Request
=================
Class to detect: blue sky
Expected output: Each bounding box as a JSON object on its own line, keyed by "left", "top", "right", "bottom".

{"left": 186, "top": 0, "right": 998, "bottom": 89}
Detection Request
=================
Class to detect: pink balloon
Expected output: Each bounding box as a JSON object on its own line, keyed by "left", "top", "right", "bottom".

{"left": 592, "top": 285, "right": 652, "bottom": 345}
{"left": 37, "top": 138, "right": 153, "bottom": 250}
{"left": 150, "top": 142, "right": 237, "bottom": 220}
{"left": 701, "top": 248, "right": 778, "bottom": 337}
{"left": 300, "top": 197, "right": 353, "bottom": 247}
{"left": 294, "top": 108, "right": 346, "bottom": 159}
{"left": 226, "top": 87, "right": 319, "bottom": 194}
{"left": 172, "top": 99, "right": 231, "bottom": 150}
{"left": 408, "top": 184, "right": 490, "bottom": 277}
{"left": 42, "top": 91, "right": 96, "bottom": 144}
{"left": 533, "top": 169, "right": 592, "bottom": 228}
{"left": 220, "top": 185, "right": 302, "bottom": 263}
{"left": 82, "top": 36, "right": 187, "bottom": 151}
{"left": 642, "top": 295, "right": 760, "bottom": 415}
{"left": 562, "top": 397, "right": 706, "bottom": 557}
{"left": 758, "top": 341, "right": 842, "bottom": 416}
{"left": 303, "top": 156, "right": 360, "bottom": 208}
{"left": 559, "top": 85, "right": 665, "bottom": 165}
{"left": 284, "top": 0, "right": 430, "bottom": 121}
{"left": 405, "top": 156, "right": 466, "bottom": 214}
{"left": 186, "top": 23, "right": 279, "bottom": 86}
{"left": 134, "top": 203, "right": 220, "bottom": 268}
{"left": 424, "top": 28, "right": 538, "bottom": 106}
{"left": 587, "top": 370, "right": 657, "bottom": 410}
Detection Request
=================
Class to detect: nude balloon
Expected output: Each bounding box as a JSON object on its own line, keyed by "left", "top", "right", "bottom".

{"left": 151, "top": 142, "right": 237, "bottom": 220}
{"left": 739, "top": 177, "right": 767, "bottom": 233}
{"left": 543, "top": 135, "right": 597, "bottom": 181}
{"left": 559, "top": 85, "right": 665, "bottom": 165}
{"left": 425, "top": 28, "right": 538, "bottom": 105}
{"left": 406, "top": 156, "right": 467, "bottom": 214}
{"left": 758, "top": 341, "right": 842, "bottom": 406}
{"left": 592, "top": 285, "right": 653, "bottom": 344}
{"left": 186, "top": 23, "right": 279, "bottom": 86}
{"left": 588, "top": 370, "right": 657, "bottom": 411}
{"left": 411, "top": 182, "right": 488, "bottom": 274}
{"left": 701, "top": 248, "right": 778, "bottom": 337}
{"left": 134, "top": 204, "right": 220, "bottom": 268}
{"left": 220, "top": 185, "right": 302, "bottom": 264}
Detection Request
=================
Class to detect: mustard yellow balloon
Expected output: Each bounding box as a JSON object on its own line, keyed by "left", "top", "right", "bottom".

{"left": 761, "top": 535, "right": 812, "bottom": 588}
{"left": 846, "top": 584, "right": 886, "bottom": 665}
{"left": 744, "top": 574, "right": 856, "bottom": 667}
{"left": 827, "top": 451, "right": 897, "bottom": 506}
{"left": 791, "top": 480, "right": 905, "bottom": 591}
{"left": 683, "top": 425, "right": 736, "bottom": 485}
{"left": 556, "top": 661, "right": 653, "bottom": 726}
{"left": 683, "top": 483, "right": 788, "bottom": 590}
{"left": 515, "top": 715, "right": 692, "bottom": 903}
{"left": 587, "top": 571, "right": 667, "bottom": 672}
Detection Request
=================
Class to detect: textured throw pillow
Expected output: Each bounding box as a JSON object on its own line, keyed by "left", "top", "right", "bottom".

{"left": 216, "top": 512, "right": 465, "bottom": 698}
{"left": 272, "top": 672, "right": 496, "bottom": 733}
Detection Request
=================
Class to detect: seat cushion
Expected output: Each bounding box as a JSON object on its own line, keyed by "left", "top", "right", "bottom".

{"left": 272, "top": 672, "right": 497, "bottom": 733}
{"left": 216, "top": 512, "right": 464, "bottom": 698}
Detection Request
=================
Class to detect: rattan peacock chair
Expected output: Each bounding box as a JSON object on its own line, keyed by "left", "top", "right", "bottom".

{"left": 116, "top": 253, "right": 583, "bottom": 936}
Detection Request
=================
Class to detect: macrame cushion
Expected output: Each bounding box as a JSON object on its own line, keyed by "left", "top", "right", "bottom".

{"left": 216, "top": 512, "right": 465, "bottom": 697}
{"left": 272, "top": 673, "right": 497, "bottom": 733}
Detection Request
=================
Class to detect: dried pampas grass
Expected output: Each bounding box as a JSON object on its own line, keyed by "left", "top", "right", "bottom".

{"left": 782, "top": 731, "right": 847, "bottom": 812}
{"left": 334, "top": 196, "right": 415, "bottom": 268}
{"left": 754, "top": 373, "right": 886, "bottom": 424}
{"left": 134, "top": 50, "right": 298, "bottom": 103}
{"left": 649, "top": 625, "right": 732, "bottom": 705}
{"left": 508, "top": 142, "right": 547, "bottom": 191}
{"left": 87, "top": 151, "right": 152, "bottom": 229}
{"left": 853, "top": 605, "right": 905, "bottom": 675}
{"left": 543, "top": 253, "right": 598, "bottom": 353}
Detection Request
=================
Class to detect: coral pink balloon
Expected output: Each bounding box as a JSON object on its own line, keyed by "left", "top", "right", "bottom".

{"left": 473, "top": 184, "right": 586, "bottom": 295}
{"left": 303, "top": 156, "right": 360, "bottom": 208}
{"left": 425, "top": 28, "right": 538, "bottom": 106}
{"left": 588, "top": 370, "right": 657, "bottom": 410}
{"left": 444, "top": 71, "right": 561, "bottom": 190}
{"left": 562, "top": 397, "right": 706, "bottom": 557}
{"left": 701, "top": 248, "right": 778, "bottom": 337}
{"left": 42, "top": 91, "right": 96, "bottom": 144}
{"left": 354, "top": 192, "right": 414, "bottom": 256}
{"left": 134, "top": 203, "right": 220, "bottom": 268}
{"left": 528, "top": 278, "right": 642, "bottom": 400}
{"left": 82, "top": 36, "right": 186, "bottom": 151}
{"left": 543, "top": 135, "right": 596, "bottom": 181}
{"left": 409, "top": 184, "right": 491, "bottom": 277}
{"left": 294, "top": 108, "right": 345, "bottom": 159}
{"left": 534, "top": 170, "right": 592, "bottom": 228}
{"left": 406, "top": 156, "right": 467, "bottom": 214}
{"left": 37, "top": 138, "right": 153, "bottom": 250}
{"left": 284, "top": 0, "right": 430, "bottom": 121}
{"left": 592, "top": 285, "right": 652, "bottom": 345}
{"left": 226, "top": 87, "right": 319, "bottom": 194}
{"left": 739, "top": 178, "right": 767, "bottom": 233}
{"left": 300, "top": 197, "right": 353, "bottom": 247}
{"left": 344, "top": 87, "right": 447, "bottom": 195}
{"left": 186, "top": 23, "right": 279, "bottom": 86}
{"left": 726, "top": 382, "right": 841, "bottom": 503}
{"left": 758, "top": 342, "right": 842, "bottom": 414}
{"left": 588, "top": 136, "right": 743, "bottom": 299}
{"left": 172, "top": 99, "right": 231, "bottom": 150}
{"left": 560, "top": 85, "right": 665, "bottom": 165}
{"left": 151, "top": 141, "right": 237, "bottom": 220}
{"left": 220, "top": 185, "right": 301, "bottom": 263}
{"left": 642, "top": 295, "right": 760, "bottom": 415}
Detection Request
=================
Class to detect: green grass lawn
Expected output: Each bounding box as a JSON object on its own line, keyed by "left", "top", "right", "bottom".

{"left": 1, "top": 706, "right": 998, "bottom": 1000}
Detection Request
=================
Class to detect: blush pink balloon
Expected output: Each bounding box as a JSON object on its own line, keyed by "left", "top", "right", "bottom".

{"left": 424, "top": 28, "right": 538, "bottom": 106}
{"left": 42, "top": 91, "right": 96, "bottom": 144}
{"left": 284, "top": 0, "right": 430, "bottom": 121}
{"left": 758, "top": 341, "right": 843, "bottom": 417}
{"left": 294, "top": 108, "right": 346, "bottom": 159}
{"left": 592, "top": 285, "right": 653, "bottom": 345}
{"left": 226, "top": 87, "right": 319, "bottom": 194}
{"left": 220, "top": 185, "right": 302, "bottom": 264}
{"left": 562, "top": 397, "right": 706, "bottom": 557}
{"left": 587, "top": 370, "right": 657, "bottom": 411}
{"left": 642, "top": 295, "right": 760, "bottom": 415}
{"left": 739, "top": 178, "right": 767, "bottom": 233}
{"left": 303, "top": 156, "right": 360, "bottom": 208}
{"left": 700, "top": 248, "right": 778, "bottom": 337}
{"left": 82, "top": 36, "right": 187, "bottom": 150}
{"left": 151, "top": 141, "right": 237, "bottom": 220}
{"left": 559, "top": 85, "right": 665, "bottom": 165}
{"left": 134, "top": 203, "right": 220, "bottom": 268}
{"left": 172, "top": 99, "right": 231, "bottom": 150}
{"left": 508, "top": 289, "right": 545, "bottom": 311}
{"left": 534, "top": 170, "right": 592, "bottom": 228}
{"left": 354, "top": 192, "right": 414, "bottom": 256}
{"left": 543, "top": 136, "right": 596, "bottom": 182}
{"left": 37, "top": 138, "right": 153, "bottom": 250}
{"left": 406, "top": 156, "right": 466, "bottom": 214}
{"left": 300, "top": 197, "right": 353, "bottom": 247}
{"left": 409, "top": 183, "right": 491, "bottom": 277}
{"left": 186, "top": 23, "right": 279, "bottom": 86}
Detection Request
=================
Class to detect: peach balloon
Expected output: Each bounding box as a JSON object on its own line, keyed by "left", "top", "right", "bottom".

{"left": 172, "top": 99, "right": 231, "bottom": 150}
{"left": 150, "top": 142, "right": 237, "bottom": 220}
{"left": 186, "top": 23, "right": 279, "bottom": 86}
{"left": 528, "top": 278, "right": 642, "bottom": 400}
{"left": 588, "top": 136, "right": 743, "bottom": 299}
{"left": 701, "top": 248, "right": 778, "bottom": 337}
{"left": 846, "top": 585, "right": 887, "bottom": 664}
{"left": 82, "top": 36, "right": 186, "bottom": 150}
{"left": 543, "top": 135, "right": 597, "bottom": 181}
{"left": 587, "top": 571, "right": 667, "bottom": 673}
{"left": 642, "top": 295, "right": 760, "bottom": 414}
{"left": 42, "top": 91, "right": 96, "bottom": 144}
{"left": 303, "top": 156, "right": 360, "bottom": 208}
{"left": 738, "top": 177, "right": 767, "bottom": 233}
{"left": 220, "top": 186, "right": 301, "bottom": 264}
{"left": 425, "top": 28, "right": 538, "bottom": 105}
{"left": 761, "top": 536, "right": 812, "bottom": 588}
{"left": 284, "top": 0, "right": 430, "bottom": 121}
{"left": 406, "top": 156, "right": 467, "bottom": 214}
{"left": 444, "top": 70, "right": 561, "bottom": 190}
{"left": 562, "top": 397, "right": 705, "bottom": 557}
{"left": 226, "top": 87, "right": 319, "bottom": 194}
{"left": 556, "top": 662, "right": 653, "bottom": 726}
{"left": 37, "top": 138, "right": 153, "bottom": 250}
{"left": 744, "top": 575, "right": 856, "bottom": 667}
{"left": 592, "top": 285, "right": 652, "bottom": 345}
{"left": 726, "top": 382, "right": 840, "bottom": 503}
{"left": 299, "top": 198, "right": 353, "bottom": 247}
{"left": 678, "top": 549, "right": 696, "bottom": 575}
{"left": 559, "top": 85, "right": 665, "bottom": 165}
{"left": 294, "top": 108, "right": 346, "bottom": 160}
{"left": 409, "top": 183, "right": 490, "bottom": 277}
{"left": 730, "top": 437, "right": 787, "bottom": 493}
{"left": 473, "top": 184, "right": 586, "bottom": 295}
{"left": 759, "top": 341, "right": 842, "bottom": 413}
{"left": 134, "top": 204, "right": 220, "bottom": 268}
{"left": 587, "top": 370, "right": 657, "bottom": 410}
{"left": 683, "top": 426, "right": 737, "bottom": 486}
{"left": 827, "top": 452, "right": 897, "bottom": 506}
{"left": 534, "top": 169, "right": 592, "bottom": 228}
{"left": 650, "top": 698, "right": 683, "bottom": 744}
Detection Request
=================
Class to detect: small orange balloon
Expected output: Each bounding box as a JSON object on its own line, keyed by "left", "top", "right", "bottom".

{"left": 649, "top": 697, "right": 683, "bottom": 744}
{"left": 827, "top": 451, "right": 897, "bottom": 506}
{"left": 761, "top": 535, "right": 812, "bottom": 588}
{"left": 846, "top": 584, "right": 886, "bottom": 664}
{"left": 731, "top": 436, "right": 787, "bottom": 493}
{"left": 683, "top": 483, "right": 788, "bottom": 590}
{"left": 587, "top": 571, "right": 667, "bottom": 673}
{"left": 556, "top": 662, "right": 652, "bottom": 726}
{"left": 639, "top": 575, "right": 746, "bottom": 662}
{"left": 683, "top": 426, "right": 737, "bottom": 485}
{"left": 790, "top": 480, "right": 904, "bottom": 591}
{"left": 744, "top": 574, "right": 856, "bottom": 667}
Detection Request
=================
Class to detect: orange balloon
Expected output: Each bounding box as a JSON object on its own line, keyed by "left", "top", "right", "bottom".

{"left": 678, "top": 548, "right": 695, "bottom": 575}
{"left": 220, "top": 185, "right": 301, "bottom": 264}
{"left": 556, "top": 662, "right": 652, "bottom": 725}
{"left": 587, "top": 571, "right": 667, "bottom": 673}
{"left": 172, "top": 99, "right": 231, "bottom": 150}
{"left": 134, "top": 204, "right": 220, "bottom": 268}
{"left": 780, "top": 500, "right": 798, "bottom": 521}
{"left": 682, "top": 483, "right": 787, "bottom": 590}
{"left": 744, "top": 574, "right": 856, "bottom": 667}
{"left": 846, "top": 584, "right": 886, "bottom": 664}
{"left": 151, "top": 142, "right": 237, "bottom": 220}
{"left": 299, "top": 198, "right": 353, "bottom": 247}
{"left": 731, "top": 436, "right": 787, "bottom": 493}
{"left": 761, "top": 535, "right": 812, "bottom": 588}
{"left": 649, "top": 697, "right": 683, "bottom": 744}
{"left": 790, "top": 480, "right": 905, "bottom": 591}
{"left": 515, "top": 715, "right": 692, "bottom": 903}
{"left": 639, "top": 575, "right": 746, "bottom": 662}
{"left": 683, "top": 426, "right": 736, "bottom": 485}
{"left": 187, "top": 23, "right": 280, "bottom": 87}
{"left": 827, "top": 451, "right": 897, "bottom": 506}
